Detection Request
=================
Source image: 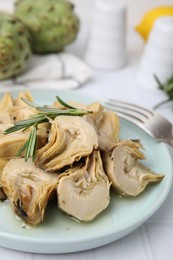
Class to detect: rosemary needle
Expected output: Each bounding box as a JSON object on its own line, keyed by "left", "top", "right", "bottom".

{"left": 4, "top": 96, "right": 92, "bottom": 161}
{"left": 154, "top": 74, "right": 173, "bottom": 109}
{"left": 154, "top": 74, "right": 173, "bottom": 99}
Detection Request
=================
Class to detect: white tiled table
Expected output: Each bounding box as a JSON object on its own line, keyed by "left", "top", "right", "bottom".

{"left": 0, "top": 1, "right": 173, "bottom": 259}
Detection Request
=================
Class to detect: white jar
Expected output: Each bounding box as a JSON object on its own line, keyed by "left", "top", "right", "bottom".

{"left": 137, "top": 16, "right": 173, "bottom": 89}
{"left": 84, "top": 0, "right": 127, "bottom": 70}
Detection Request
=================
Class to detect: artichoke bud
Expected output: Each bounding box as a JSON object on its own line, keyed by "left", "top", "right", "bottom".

{"left": 0, "top": 12, "right": 31, "bottom": 80}
{"left": 48, "top": 5, "right": 55, "bottom": 12}
{"left": 15, "top": 0, "right": 80, "bottom": 54}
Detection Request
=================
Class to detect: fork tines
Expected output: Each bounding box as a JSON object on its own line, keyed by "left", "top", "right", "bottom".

{"left": 105, "top": 99, "right": 155, "bottom": 124}
{"left": 104, "top": 99, "right": 173, "bottom": 147}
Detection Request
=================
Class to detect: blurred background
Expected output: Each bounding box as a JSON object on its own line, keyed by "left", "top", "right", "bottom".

{"left": 1, "top": 0, "right": 173, "bottom": 57}
{"left": 69, "top": 0, "right": 173, "bottom": 26}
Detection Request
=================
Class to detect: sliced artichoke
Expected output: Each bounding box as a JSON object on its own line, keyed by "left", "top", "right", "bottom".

{"left": 1, "top": 158, "right": 59, "bottom": 225}
{"left": 36, "top": 116, "right": 98, "bottom": 172}
{"left": 57, "top": 150, "right": 110, "bottom": 221}
{"left": 88, "top": 110, "right": 120, "bottom": 151}
{"left": 0, "top": 158, "right": 8, "bottom": 201}
{"left": 9, "top": 106, "right": 37, "bottom": 122}
{"left": 0, "top": 92, "right": 13, "bottom": 113}
{"left": 13, "top": 90, "right": 33, "bottom": 107}
{"left": 53, "top": 101, "right": 118, "bottom": 151}
{"left": 0, "top": 123, "right": 14, "bottom": 136}
{"left": 0, "top": 131, "right": 30, "bottom": 158}
{"left": 0, "top": 128, "right": 47, "bottom": 159}
{"left": 0, "top": 93, "right": 14, "bottom": 124}
{"left": 0, "top": 188, "right": 6, "bottom": 201}
{"left": 53, "top": 100, "right": 118, "bottom": 150}
{"left": 98, "top": 111, "right": 120, "bottom": 149}
{"left": 0, "top": 91, "right": 36, "bottom": 123}
{"left": 0, "top": 113, "right": 13, "bottom": 124}
{"left": 82, "top": 103, "right": 120, "bottom": 150}
{"left": 10, "top": 90, "right": 37, "bottom": 121}
{"left": 103, "top": 140, "right": 164, "bottom": 196}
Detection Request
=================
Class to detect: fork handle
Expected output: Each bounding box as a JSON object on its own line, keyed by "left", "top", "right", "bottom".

{"left": 168, "top": 137, "right": 173, "bottom": 148}
{"left": 164, "top": 125, "right": 173, "bottom": 148}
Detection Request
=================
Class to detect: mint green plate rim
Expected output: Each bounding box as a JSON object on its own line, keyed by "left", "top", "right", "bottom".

{"left": 0, "top": 88, "right": 172, "bottom": 254}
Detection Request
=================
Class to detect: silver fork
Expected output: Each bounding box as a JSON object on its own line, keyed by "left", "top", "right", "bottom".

{"left": 104, "top": 99, "right": 173, "bottom": 148}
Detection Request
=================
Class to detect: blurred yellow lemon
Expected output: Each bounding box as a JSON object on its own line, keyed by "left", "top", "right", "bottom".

{"left": 135, "top": 6, "right": 173, "bottom": 41}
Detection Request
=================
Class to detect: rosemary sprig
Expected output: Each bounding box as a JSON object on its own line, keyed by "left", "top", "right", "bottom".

{"left": 56, "top": 96, "right": 77, "bottom": 109}
{"left": 155, "top": 74, "right": 173, "bottom": 99}
{"left": 154, "top": 74, "right": 173, "bottom": 109}
{"left": 16, "top": 125, "right": 37, "bottom": 162}
{"left": 4, "top": 96, "right": 92, "bottom": 161}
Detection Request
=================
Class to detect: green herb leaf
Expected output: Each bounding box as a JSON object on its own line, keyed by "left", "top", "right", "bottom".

{"left": 155, "top": 74, "right": 173, "bottom": 100}
{"left": 25, "top": 126, "right": 37, "bottom": 162}
{"left": 4, "top": 124, "right": 28, "bottom": 134}
{"left": 56, "top": 96, "right": 77, "bottom": 109}
{"left": 17, "top": 141, "right": 28, "bottom": 157}
{"left": 154, "top": 75, "right": 164, "bottom": 90}
{"left": 21, "top": 97, "right": 39, "bottom": 108}
{"left": 4, "top": 96, "right": 92, "bottom": 161}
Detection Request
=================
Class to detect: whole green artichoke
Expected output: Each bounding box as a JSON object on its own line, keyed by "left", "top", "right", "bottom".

{"left": 0, "top": 12, "right": 31, "bottom": 80}
{"left": 15, "top": 0, "right": 80, "bottom": 54}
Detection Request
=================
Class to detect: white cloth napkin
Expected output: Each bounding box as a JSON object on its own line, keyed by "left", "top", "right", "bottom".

{"left": 0, "top": 53, "right": 92, "bottom": 89}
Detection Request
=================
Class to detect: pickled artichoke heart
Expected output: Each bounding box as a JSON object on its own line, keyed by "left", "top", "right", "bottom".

{"left": 86, "top": 110, "right": 120, "bottom": 151}
{"left": 36, "top": 116, "right": 98, "bottom": 172}
{"left": 103, "top": 140, "right": 164, "bottom": 196}
{"left": 0, "top": 123, "right": 13, "bottom": 136}
{"left": 0, "top": 128, "right": 47, "bottom": 159}
{"left": 0, "top": 189, "right": 6, "bottom": 201}
{"left": 0, "top": 93, "right": 14, "bottom": 124}
{"left": 13, "top": 90, "right": 33, "bottom": 107}
{"left": 0, "top": 93, "right": 13, "bottom": 113}
{"left": 9, "top": 105, "right": 38, "bottom": 122}
{"left": 0, "top": 90, "right": 36, "bottom": 123}
{"left": 64, "top": 101, "right": 120, "bottom": 150}
{"left": 0, "top": 131, "right": 30, "bottom": 158}
{"left": 58, "top": 150, "right": 111, "bottom": 221}
{"left": 9, "top": 90, "right": 37, "bottom": 121}
{"left": 15, "top": 0, "right": 80, "bottom": 54}
{"left": 0, "top": 113, "right": 13, "bottom": 125}
{"left": 0, "top": 158, "right": 8, "bottom": 201}
{"left": 1, "top": 158, "right": 59, "bottom": 225}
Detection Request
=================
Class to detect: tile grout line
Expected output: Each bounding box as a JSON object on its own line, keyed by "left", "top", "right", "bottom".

{"left": 139, "top": 224, "right": 155, "bottom": 260}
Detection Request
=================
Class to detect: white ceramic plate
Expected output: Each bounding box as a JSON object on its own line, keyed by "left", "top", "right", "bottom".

{"left": 0, "top": 88, "right": 172, "bottom": 254}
